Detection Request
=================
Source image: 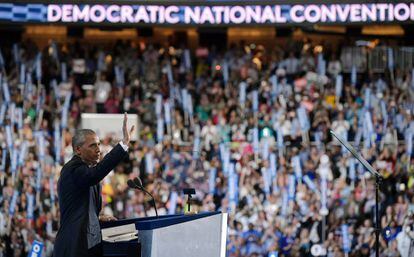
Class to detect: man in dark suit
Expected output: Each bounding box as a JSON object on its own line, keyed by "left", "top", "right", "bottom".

{"left": 53, "top": 113, "right": 135, "bottom": 257}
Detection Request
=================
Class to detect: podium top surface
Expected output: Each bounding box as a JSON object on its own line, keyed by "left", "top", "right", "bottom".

{"left": 101, "top": 211, "right": 222, "bottom": 231}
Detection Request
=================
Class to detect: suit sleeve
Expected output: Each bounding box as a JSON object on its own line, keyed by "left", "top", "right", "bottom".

{"left": 72, "top": 144, "right": 128, "bottom": 188}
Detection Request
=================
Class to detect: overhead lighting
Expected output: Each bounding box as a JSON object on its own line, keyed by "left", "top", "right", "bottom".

{"left": 362, "top": 25, "right": 404, "bottom": 36}
{"left": 84, "top": 28, "right": 137, "bottom": 38}
{"left": 313, "top": 25, "right": 346, "bottom": 34}
{"left": 314, "top": 45, "right": 323, "bottom": 53}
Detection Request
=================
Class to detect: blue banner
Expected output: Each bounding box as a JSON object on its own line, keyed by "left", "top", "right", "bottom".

{"left": 335, "top": 74, "right": 343, "bottom": 98}
{"left": 288, "top": 175, "right": 295, "bottom": 201}
{"left": 407, "top": 132, "right": 413, "bottom": 157}
{"left": 61, "top": 92, "right": 71, "bottom": 129}
{"left": 317, "top": 53, "right": 326, "bottom": 76}
{"left": 220, "top": 143, "right": 230, "bottom": 175}
{"left": 5, "top": 125, "right": 13, "bottom": 150}
{"left": 20, "top": 63, "right": 26, "bottom": 84}
{"left": 155, "top": 94, "right": 162, "bottom": 117}
{"left": 303, "top": 175, "right": 317, "bottom": 193}
{"left": 381, "top": 100, "right": 388, "bottom": 130}
{"left": 167, "top": 63, "right": 173, "bottom": 84}
{"left": 17, "top": 107, "right": 23, "bottom": 130}
{"left": 252, "top": 127, "right": 259, "bottom": 154}
{"left": 0, "top": 147, "right": 6, "bottom": 172}
{"left": 184, "top": 49, "right": 192, "bottom": 71}
{"left": 222, "top": 60, "right": 229, "bottom": 83}
{"left": 114, "top": 65, "right": 125, "bottom": 87}
{"left": 28, "top": 240, "right": 44, "bottom": 257}
{"left": 276, "top": 126, "right": 284, "bottom": 149}
{"left": 209, "top": 168, "right": 216, "bottom": 194}
{"left": 281, "top": 190, "right": 288, "bottom": 217}
{"left": 35, "top": 53, "right": 42, "bottom": 81}
{"left": 228, "top": 163, "right": 238, "bottom": 211}
{"left": 262, "top": 166, "right": 270, "bottom": 196}
{"left": 1, "top": 3, "right": 413, "bottom": 25}
{"left": 252, "top": 90, "right": 258, "bottom": 113}
{"left": 36, "top": 166, "right": 42, "bottom": 192}
{"left": 349, "top": 158, "right": 356, "bottom": 181}
{"left": 157, "top": 118, "right": 164, "bottom": 142}
{"left": 187, "top": 95, "right": 193, "bottom": 116}
{"left": 297, "top": 107, "right": 310, "bottom": 132}
{"left": 239, "top": 82, "right": 246, "bottom": 107}
{"left": 9, "top": 102, "right": 15, "bottom": 126}
{"left": 1, "top": 77, "right": 11, "bottom": 103}
{"left": 168, "top": 191, "right": 178, "bottom": 214}
{"left": 145, "top": 153, "right": 154, "bottom": 174}
{"left": 27, "top": 193, "right": 34, "bottom": 220}
{"left": 12, "top": 44, "right": 19, "bottom": 64}
{"left": 292, "top": 155, "right": 302, "bottom": 181}
{"left": 10, "top": 148, "right": 18, "bottom": 175}
{"left": 0, "top": 103, "right": 6, "bottom": 126}
{"left": 341, "top": 224, "right": 351, "bottom": 253}
{"left": 36, "top": 132, "right": 46, "bottom": 160}
{"left": 18, "top": 141, "right": 28, "bottom": 166}
{"left": 271, "top": 75, "right": 278, "bottom": 100}
{"left": 320, "top": 177, "right": 328, "bottom": 216}
{"left": 54, "top": 120, "right": 61, "bottom": 164}
{"left": 364, "top": 88, "right": 371, "bottom": 109}
{"left": 351, "top": 65, "right": 357, "bottom": 86}
{"left": 261, "top": 139, "right": 269, "bottom": 160}
{"left": 192, "top": 136, "right": 200, "bottom": 159}
{"left": 61, "top": 62, "right": 67, "bottom": 82}
{"left": 269, "top": 153, "right": 277, "bottom": 180}
{"left": 49, "top": 176, "right": 55, "bottom": 204}
{"left": 9, "top": 190, "right": 19, "bottom": 215}
{"left": 164, "top": 102, "right": 171, "bottom": 124}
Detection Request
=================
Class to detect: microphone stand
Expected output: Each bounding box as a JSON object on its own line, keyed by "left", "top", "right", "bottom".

{"left": 129, "top": 178, "right": 159, "bottom": 217}
{"left": 140, "top": 187, "right": 158, "bottom": 218}
{"left": 330, "top": 130, "right": 382, "bottom": 257}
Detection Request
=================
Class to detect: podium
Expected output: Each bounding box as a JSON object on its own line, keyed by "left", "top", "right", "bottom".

{"left": 101, "top": 211, "right": 228, "bottom": 257}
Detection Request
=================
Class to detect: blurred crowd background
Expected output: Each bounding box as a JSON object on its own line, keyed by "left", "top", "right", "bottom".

{"left": 0, "top": 38, "right": 413, "bottom": 257}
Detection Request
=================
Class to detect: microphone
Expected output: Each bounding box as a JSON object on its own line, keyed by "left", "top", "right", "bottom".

{"left": 133, "top": 177, "right": 144, "bottom": 189}
{"left": 129, "top": 177, "right": 158, "bottom": 217}
{"left": 127, "top": 179, "right": 139, "bottom": 189}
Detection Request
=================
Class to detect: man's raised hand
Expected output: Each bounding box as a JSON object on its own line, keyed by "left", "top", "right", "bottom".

{"left": 122, "top": 112, "right": 135, "bottom": 146}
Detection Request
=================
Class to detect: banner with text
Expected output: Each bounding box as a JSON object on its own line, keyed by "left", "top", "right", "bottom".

{"left": 0, "top": 3, "right": 413, "bottom": 25}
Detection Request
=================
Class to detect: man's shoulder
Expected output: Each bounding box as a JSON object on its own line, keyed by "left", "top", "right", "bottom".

{"left": 61, "top": 155, "right": 83, "bottom": 174}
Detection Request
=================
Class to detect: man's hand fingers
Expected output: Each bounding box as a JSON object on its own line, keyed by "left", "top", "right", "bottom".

{"left": 130, "top": 125, "right": 135, "bottom": 135}
{"left": 123, "top": 113, "right": 128, "bottom": 127}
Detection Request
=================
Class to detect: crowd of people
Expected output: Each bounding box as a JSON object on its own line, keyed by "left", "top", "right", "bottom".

{"left": 0, "top": 37, "right": 413, "bottom": 257}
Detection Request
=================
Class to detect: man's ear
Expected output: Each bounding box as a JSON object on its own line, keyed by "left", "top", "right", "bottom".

{"left": 74, "top": 146, "right": 81, "bottom": 156}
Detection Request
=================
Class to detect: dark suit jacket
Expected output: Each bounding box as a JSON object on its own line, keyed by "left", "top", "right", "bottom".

{"left": 53, "top": 144, "right": 127, "bottom": 257}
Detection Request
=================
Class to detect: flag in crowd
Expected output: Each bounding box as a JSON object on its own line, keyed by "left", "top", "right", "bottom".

{"left": 28, "top": 241, "right": 44, "bottom": 257}
{"left": 145, "top": 152, "right": 154, "bottom": 174}
{"left": 61, "top": 62, "right": 67, "bottom": 82}
{"left": 335, "top": 75, "right": 343, "bottom": 99}
{"left": 209, "top": 168, "right": 217, "bottom": 195}
{"left": 341, "top": 224, "right": 351, "bottom": 254}
{"left": 320, "top": 176, "right": 328, "bottom": 216}
{"left": 168, "top": 192, "right": 178, "bottom": 215}
{"left": 239, "top": 82, "right": 247, "bottom": 108}
{"left": 351, "top": 65, "right": 357, "bottom": 86}
{"left": 271, "top": 74, "right": 278, "bottom": 101}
